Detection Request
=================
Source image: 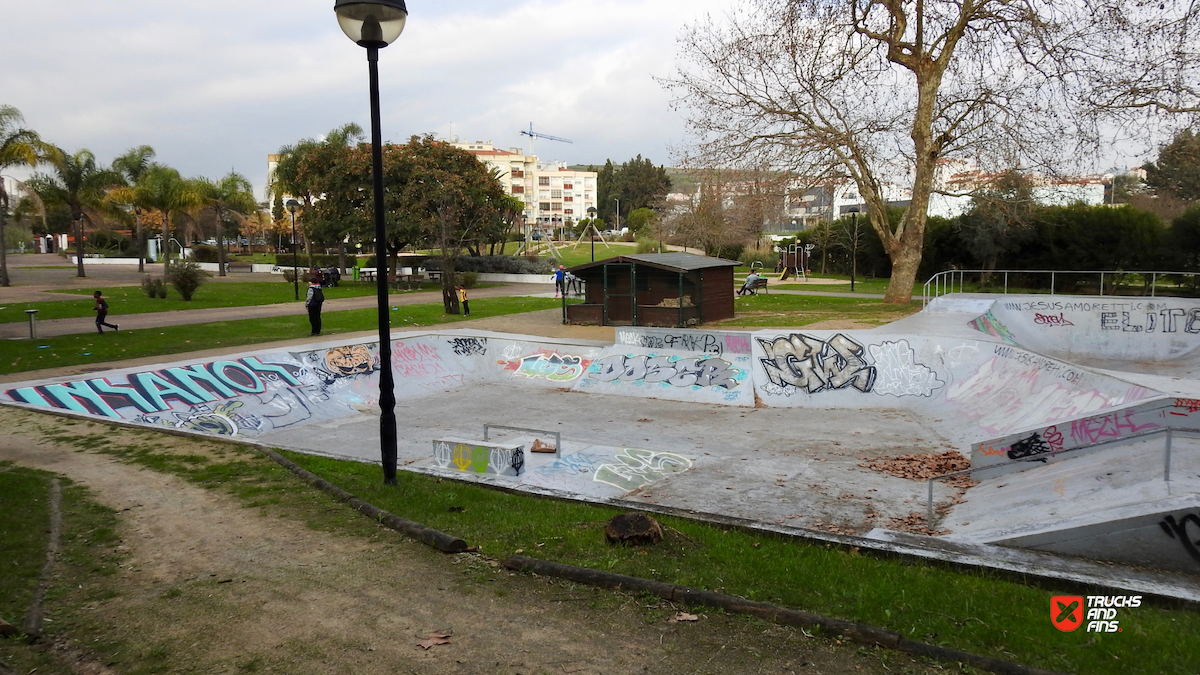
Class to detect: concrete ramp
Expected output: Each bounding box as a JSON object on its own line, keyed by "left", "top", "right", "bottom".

{"left": 972, "top": 296, "right": 1200, "bottom": 373}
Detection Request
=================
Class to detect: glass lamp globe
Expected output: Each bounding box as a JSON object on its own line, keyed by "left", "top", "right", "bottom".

{"left": 334, "top": 0, "right": 408, "bottom": 47}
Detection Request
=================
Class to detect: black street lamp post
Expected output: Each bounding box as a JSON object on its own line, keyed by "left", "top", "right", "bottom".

{"left": 846, "top": 206, "right": 859, "bottom": 293}
{"left": 334, "top": 0, "right": 407, "bottom": 485}
{"left": 286, "top": 199, "right": 300, "bottom": 301}
{"left": 587, "top": 206, "right": 597, "bottom": 261}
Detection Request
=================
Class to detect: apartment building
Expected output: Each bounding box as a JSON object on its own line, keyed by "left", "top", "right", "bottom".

{"left": 451, "top": 140, "right": 597, "bottom": 229}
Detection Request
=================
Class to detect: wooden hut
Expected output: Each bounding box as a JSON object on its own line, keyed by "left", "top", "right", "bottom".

{"left": 565, "top": 253, "right": 739, "bottom": 327}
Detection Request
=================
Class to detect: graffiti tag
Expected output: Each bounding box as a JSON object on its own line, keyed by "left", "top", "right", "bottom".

{"left": 1007, "top": 432, "right": 1052, "bottom": 461}
{"left": 448, "top": 337, "right": 487, "bottom": 357}
{"left": 593, "top": 448, "right": 691, "bottom": 492}
{"left": 757, "top": 333, "right": 875, "bottom": 394}
{"left": 590, "top": 354, "right": 740, "bottom": 389}
{"left": 867, "top": 339, "right": 944, "bottom": 397}
{"left": 501, "top": 352, "right": 590, "bottom": 382}
{"left": 1159, "top": 512, "right": 1200, "bottom": 565}
{"left": 1070, "top": 410, "right": 1157, "bottom": 445}
{"left": 1034, "top": 312, "right": 1074, "bottom": 327}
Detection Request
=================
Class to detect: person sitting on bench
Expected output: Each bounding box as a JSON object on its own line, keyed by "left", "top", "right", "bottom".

{"left": 739, "top": 271, "right": 762, "bottom": 295}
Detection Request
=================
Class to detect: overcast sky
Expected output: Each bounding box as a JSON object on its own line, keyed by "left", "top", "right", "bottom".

{"left": 1, "top": 0, "right": 729, "bottom": 200}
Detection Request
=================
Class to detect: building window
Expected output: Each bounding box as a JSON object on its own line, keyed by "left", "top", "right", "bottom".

{"left": 551, "top": 189, "right": 562, "bottom": 199}
{"left": 539, "top": 190, "right": 550, "bottom": 198}
{"left": 564, "top": 183, "right": 573, "bottom": 190}
{"left": 539, "top": 176, "right": 550, "bottom": 186}
{"left": 564, "top": 208, "right": 574, "bottom": 215}
{"left": 540, "top": 202, "right": 550, "bottom": 211}
{"left": 564, "top": 195, "right": 573, "bottom": 202}
{"left": 551, "top": 178, "right": 562, "bottom": 187}
{"left": 552, "top": 202, "right": 562, "bottom": 212}
{"left": 511, "top": 185, "right": 524, "bottom": 194}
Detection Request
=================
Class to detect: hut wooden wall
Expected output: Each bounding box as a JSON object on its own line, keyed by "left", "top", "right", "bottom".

{"left": 700, "top": 268, "right": 735, "bottom": 322}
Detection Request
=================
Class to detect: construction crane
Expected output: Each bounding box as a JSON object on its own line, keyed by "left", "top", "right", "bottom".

{"left": 519, "top": 122, "right": 572, "bottom": 157}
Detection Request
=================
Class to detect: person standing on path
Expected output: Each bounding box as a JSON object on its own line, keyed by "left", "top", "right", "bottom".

{"left": 456, "top": 285, "right": 470, "bottom": 316}
{"left": 554, "top": 265, "right": 566, "bottom": 297}
{"left": 304, "top": 276, "right": 325, "bottom": 335}
{"left": 93, "top": 291, "right": 118, "bottom": 333}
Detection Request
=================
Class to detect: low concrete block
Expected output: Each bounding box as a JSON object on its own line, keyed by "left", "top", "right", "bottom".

{"left": 433, "top": 437, "right": 525, "bottom": 477}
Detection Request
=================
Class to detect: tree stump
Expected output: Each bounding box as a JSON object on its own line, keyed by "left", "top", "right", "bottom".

{"left": 0, "top": 616, "right": 17, "bottom": 637}
{"left": 605, "top": 512, "right": 663, "bottom": 546}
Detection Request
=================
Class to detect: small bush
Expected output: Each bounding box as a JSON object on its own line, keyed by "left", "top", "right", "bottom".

{"left": 164, "top": 261, "right": 210, "bottom": 301}
{"left": 454, "top": 255, "right": 552, "bottom": 275}
{"left": 282, "top": 269, "right": 297, "bottom": 284}
{"left": 189, "top": 245, "right": 219, "bottom": 263}
{"left": 141, "top": 276, "right": 167, "bottom": 299}
{"left": 636, "top": 238, "right": 661, "bottom": 254}
{"left": 713, "top": 244, "right": 745, "bottom": 261}
{"left": 453, "top": 271, "right": 479, "bottom": 289}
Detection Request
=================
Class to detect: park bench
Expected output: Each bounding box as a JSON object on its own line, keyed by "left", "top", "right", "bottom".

{"left": 739, "top": 277, "right": 768, "bottom": 295}
{"left": 227, "top": 261, "right": 253, "bottom": 273}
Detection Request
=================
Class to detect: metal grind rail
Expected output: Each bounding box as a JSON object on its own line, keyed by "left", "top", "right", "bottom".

{"left": 922, "top": 269, "right": 1200, "bottom": 306}
{"left": 483, "top": 424, "right": 562, "bottom": 457}
{"left": 926, "top": 426, "right": 1197, "bottom": 526}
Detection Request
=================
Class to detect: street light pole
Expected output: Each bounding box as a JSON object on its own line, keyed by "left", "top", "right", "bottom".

{"left": 587, "top": 206, "right": 597, "bottom": 262}
{"left": 846, "top": 207, "right": 859, "bottom": 293}
{"left": 334, "top": 0, "right": 407, "bottom": 485}
{"left": 286, "top": 199, "right": 300, "bottom": 301}
{"left": 613, "top": 198, "right": 620, "bottom": 234}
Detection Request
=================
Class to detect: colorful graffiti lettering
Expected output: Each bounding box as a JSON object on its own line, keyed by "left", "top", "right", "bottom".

{"left": 590, "top": 354, "right": 740, "bottom": 389}
{"left": 434, "top": 440, "right": 525, "bottom": 476}
{"left": 499, "top": 352, "right": 592, "bottom": 382}
{"left": 593, "top": 448, "right": 691, "bottom": 492}
{"left": 757, "top": 333, "right": 875, "bottom": 394}
{"left": 6, "top": 357, "right": 303, "bottom": 419}
{"left": 138, "top": 400, "right": 260, "bottom": 436}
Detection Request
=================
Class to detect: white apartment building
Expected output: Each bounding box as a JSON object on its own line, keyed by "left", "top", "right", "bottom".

{"left": 451, "top": 140, "right": 597, "bottom": 229}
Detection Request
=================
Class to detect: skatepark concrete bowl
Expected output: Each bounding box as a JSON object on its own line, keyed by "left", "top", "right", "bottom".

{"left": 4, "top": 293, "right": 1198, "bottom": 595}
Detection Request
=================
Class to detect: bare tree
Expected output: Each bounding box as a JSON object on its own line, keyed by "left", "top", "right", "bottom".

{"left": 666, "top": 0, "right": 1200, "bottom": 302}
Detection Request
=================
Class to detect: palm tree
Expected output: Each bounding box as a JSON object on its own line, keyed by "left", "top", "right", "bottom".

{"left": 138, "top": 166, "right": 204, "bottom": 272}
{"left": 26, "top": 149, "right": 120, "bottom": 278}
{"left": 197, "top": 171, "right": 256, "bottom": 276}
{"left": 0, "top": 105, "right": 56, "bottom": 286}
{"left": 107, "top": 145, "right": 156, "bottom": 272}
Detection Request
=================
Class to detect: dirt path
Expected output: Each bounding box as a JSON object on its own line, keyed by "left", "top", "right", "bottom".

{"left": 0, "top": 412, "right": 943, "bottom": 675}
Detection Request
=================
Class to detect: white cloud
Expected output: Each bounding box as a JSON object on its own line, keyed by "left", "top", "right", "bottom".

{"left": 0, "top": 0, "right": 726, "bottom": 197}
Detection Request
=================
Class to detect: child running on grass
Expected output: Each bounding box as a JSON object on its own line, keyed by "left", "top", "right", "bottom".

{"left": 93, "top": 291, "right": 118, "bottom": 333}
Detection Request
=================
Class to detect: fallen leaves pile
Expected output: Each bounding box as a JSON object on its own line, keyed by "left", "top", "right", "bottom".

{"left": 858, "top": 451, "right": 979, "bottom": 488}
{"left": 885, "top": 511, "right": 949, "bottom": 536}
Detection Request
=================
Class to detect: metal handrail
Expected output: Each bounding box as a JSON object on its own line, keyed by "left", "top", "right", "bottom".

{"left": 483, "top": 424, "right": 561, "bottom": 457}
{"left": 921, "top": 269, "right": 1200, "bottom": 306}
{"left": 925, "top": 426, "right": 1197, "bottom": 526}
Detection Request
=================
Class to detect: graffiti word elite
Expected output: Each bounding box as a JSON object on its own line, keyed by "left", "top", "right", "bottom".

{"left": 6, "top": 358, "right": 302, "bottom": 418}
{"left": 1099, "top": 308, "right": 1200, "bottom": 333}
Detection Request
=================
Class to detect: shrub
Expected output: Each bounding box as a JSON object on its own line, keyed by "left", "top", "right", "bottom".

{"left": 713, "top": 244, "right": 745, "bottom": 261}
{"left": 454, "top": 255, "right": 552, "bottom": 275}
{"left": 636, "top": 238, "right": 661, "bottom": 254}
{"left": 164, "top": 261, "right": 209, "bottom": 301}
{"left": 141, "top": 276, "right": 167, "bottom": 299}
{"left": 189, "top": 244, "right": 219, "bottom": 263}
{"left": 282, "top": 269, "right": 297, "bottom": 284}
{"left": 453, "top": 271, "right": 479, "bottom": 288}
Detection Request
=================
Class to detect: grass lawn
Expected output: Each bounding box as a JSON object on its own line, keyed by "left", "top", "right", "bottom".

{"left": 0, "top": 281, "right": 447, "bottom": 324}
{"left": 288, "top": 453, "right": 1200, "bottom": 675}
{"left": 0, "top": 297, "right": 560, "bottom": 376}
{"left": 0, "top": 463, "right": 121, "bottom": 675}
{"left": 715, "top": 294, "right": 922, "bottom": 327}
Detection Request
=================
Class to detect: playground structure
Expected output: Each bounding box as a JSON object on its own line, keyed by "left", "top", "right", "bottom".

{"left": 778, "top": 242, "right": 815, "bottom": 281}
{"left": 2, "top": 293, "right": 1198, "bottom": 593}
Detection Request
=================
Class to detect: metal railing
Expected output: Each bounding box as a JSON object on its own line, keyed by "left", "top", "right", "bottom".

{"left": 922, "top": 269, "right": 1200, "bottom": 306}
{"left": 926, "top": 426, "right": 1195, "bottom": 527}
{"left": 483, "top": 424, "right": 561, "bottom": 457}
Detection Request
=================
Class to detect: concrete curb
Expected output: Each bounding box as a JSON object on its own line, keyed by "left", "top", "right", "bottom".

{"left": 502, "top": 555, "right": 1067, "bottom": 675}
{"left": 256, "top": 448, "right": 469, "bottom": 554}
{"left": 23, "top": 478, "right": 61, "bottom": 642}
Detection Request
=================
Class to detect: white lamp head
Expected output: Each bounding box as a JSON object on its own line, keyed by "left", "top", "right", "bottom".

{"left": 334, "top": 0, "right": 408, "bottom": 48}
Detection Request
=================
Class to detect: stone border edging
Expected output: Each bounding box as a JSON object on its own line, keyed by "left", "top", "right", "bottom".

{"left": 256, "top": 448, "right": 468, "bottom": 553}
{"left": 23, "top": 478, "right": 61, "bottom": 641}
{"left": 503, "top": 554, "right": 1067, "bottom": 675}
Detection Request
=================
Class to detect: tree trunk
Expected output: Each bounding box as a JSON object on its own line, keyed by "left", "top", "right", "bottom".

{"left": 338, "top": 242, "right": 347, "bottom": 276}
{"left": 216, "top": 209, "right": 227, "bottom": 277}
{"left": 163, "top": 211, "right": 172, "bottom": 273}
{"left": 305, "top": 237, "right": 313, "bottom": 269}
{"left": 75, "top": 214, "right": 86, "bottom": 278}
{"left": 135, "top": 210, "right": 144, "bottom": 273}
{"left": 0, "top": 198, "right": 9, "bottom": 287}
{"left": 441, "top": 255, "right": 459, "bottom": 314}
